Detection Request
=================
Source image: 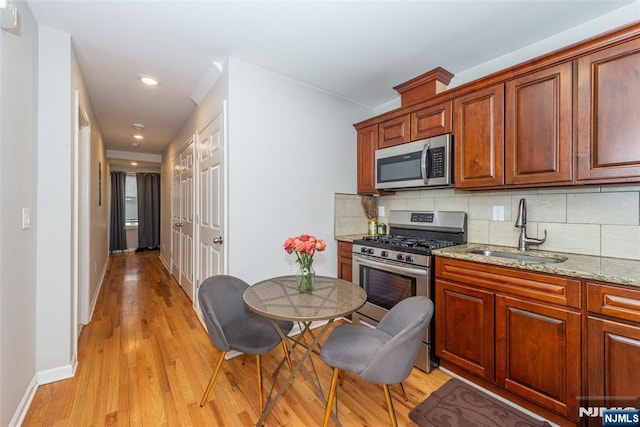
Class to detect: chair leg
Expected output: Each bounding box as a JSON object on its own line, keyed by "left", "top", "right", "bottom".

{"left": 323, "top": 368, "right": 341, "bottom": 427}
{"left": 200, "top": 351, "right": 227, "bottom": 407}
{"left": 382, "top": 384, "right": 398, "bottom": 427}
{"left": 256, "top": 354, "right": 264, "bottom": 416}
{"left": 281, "top": 341, "right": 293, "bottom": 372}
{"left": 398, "top": 382, "right": 408, "bottom": 401}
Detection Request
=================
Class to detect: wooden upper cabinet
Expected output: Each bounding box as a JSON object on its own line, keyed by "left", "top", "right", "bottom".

{"left": 577, "top": 36, "right": 640, "bottom": 182}
{"left": 454, "top": 84, "right": 505, "bottom": 188}
{"left": 411, "top": 101, "right": 452, "bottom": 140}
{"left": 357, "top": 125, "right": 378, "bottom": 194}
{"left": 505, "top": 63, "right": 573, "bottom": 186}
{"left": 378, "top": 114, "right": 410, "bottom": 148}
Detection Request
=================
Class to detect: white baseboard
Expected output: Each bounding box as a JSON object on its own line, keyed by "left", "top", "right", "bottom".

{"left": 159, "top": 254, "right": 171, "bottom": 273}
{"left": 8, "top": 375, "right": 38, "bottom": 427}
{"left": 88, "top": 256, "right": 109, "bottom": 322}
{"left": 37, "top": 363, "right": 75, "bottom": 385}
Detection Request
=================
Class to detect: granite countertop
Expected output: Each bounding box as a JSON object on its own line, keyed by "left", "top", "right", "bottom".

{"left": 335, "top": 234, "right": 364, "bottom": 243}
{"left": 433, "top": 243, "right": 640, "bottom": 288}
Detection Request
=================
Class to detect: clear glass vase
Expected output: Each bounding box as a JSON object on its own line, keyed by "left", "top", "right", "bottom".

{"left": 297, "top": 265, "right": 315, "bottom": 293}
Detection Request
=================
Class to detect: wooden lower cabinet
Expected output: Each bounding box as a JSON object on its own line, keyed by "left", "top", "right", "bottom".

{"left": 585, "top": 281, "right": 640, "bottom": 426}
{"left": 587, "top": 317, "right": 640, "bottom": 425}
{"left": 435, "top": 257, "right": 582, "bottom": 423}
{"left": 436, "top": 280, "right": 494, "bottom": 379}
{"left": 337, "top": 241, "right": 353, "bottom": 282}
{"left": 496, "top": 295, "right": 581, "bottom": 419}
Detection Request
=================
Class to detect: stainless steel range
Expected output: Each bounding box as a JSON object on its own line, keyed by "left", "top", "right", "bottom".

{"left": 351, "top": 210, "right": 467, "bottom": 373}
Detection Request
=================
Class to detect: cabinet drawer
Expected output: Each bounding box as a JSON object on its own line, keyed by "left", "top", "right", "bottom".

{"left": 337, "top": 241, "right": 353, "bottom": 259}
{"left": 436, "top": 257, "right": 581, "bottom": 308}
{"left": 587, "top": 282, "right": 640, "bottom": 323}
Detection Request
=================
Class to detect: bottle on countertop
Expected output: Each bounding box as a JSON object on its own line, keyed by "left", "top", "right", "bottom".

{"left": 368, "top": 218, "right": 377, "bottom": 236}
{"left": 377, "top": 223, "right": 387, "bottom": 235}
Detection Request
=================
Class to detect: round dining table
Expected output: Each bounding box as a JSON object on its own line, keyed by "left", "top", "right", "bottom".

{"left": 243, "top": 275, "right": 366, "bottom": 426}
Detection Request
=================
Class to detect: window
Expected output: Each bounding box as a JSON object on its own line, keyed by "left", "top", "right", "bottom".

{"left": 125, "top": 175, "right": 138, "bottom": 226}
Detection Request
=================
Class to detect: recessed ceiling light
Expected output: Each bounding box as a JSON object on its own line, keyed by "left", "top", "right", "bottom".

{"left": 138, "top": 75, "right": 160, "bottom": 86}
{"left": 130, "top": 142, "right": 139, "bottom": 147}
{"left": 132, "top": 123, "right": 145, "bottom": 131}
{"left": 133, "top": 134, "right": 144, "bottom": 140}
{"left": 131, "top": 162, "right": 138, "bottom": 166}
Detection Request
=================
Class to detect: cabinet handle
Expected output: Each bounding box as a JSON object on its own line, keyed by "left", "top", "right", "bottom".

{"left": 213, "top": 237, "right": 224, "bottom": 244}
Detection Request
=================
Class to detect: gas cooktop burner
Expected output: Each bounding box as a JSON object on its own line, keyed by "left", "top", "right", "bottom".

{"left": 353, "top": 210, "right": 467, "bottom": 256}
{"left": 354, "top": 235, "right": 457, "bottom": 255}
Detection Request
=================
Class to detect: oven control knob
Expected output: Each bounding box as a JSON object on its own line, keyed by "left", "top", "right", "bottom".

{"left": 360, "top": 247, "right": 368, "bottom": 254}
{"left": 367, "top": 248, "right": 374, "bottom": 255}
{"left": 396, "top": 254, "right": 404, "bottom": 261}
{"left": 406, "top": 255, "right": 414, "bottom": 263}
{"left": 381, "top": 251, "right": 388, "bottom": 257}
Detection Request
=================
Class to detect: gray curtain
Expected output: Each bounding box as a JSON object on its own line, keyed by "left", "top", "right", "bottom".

{"left": 136, "top": 173, "right": 160, "bottom": 249}
{"left": 109, "top": 171, "right": 128, "bottom": 251}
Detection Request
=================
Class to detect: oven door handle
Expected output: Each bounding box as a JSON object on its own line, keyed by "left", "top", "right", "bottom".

{"left": 353, "top": 255, "right": 428, "bottom": 277}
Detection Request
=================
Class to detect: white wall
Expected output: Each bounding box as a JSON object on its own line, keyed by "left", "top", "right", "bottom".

{"left": 160, "top": 63, "right": 229, "bottom": 270}
{"left": 374, "top": 3, "right": 640, "bottom": 116}
{"left": 450, "top": 2, "right": 640, "bottom": 89}
{"left": 226, "top": 58, "right": 371, "bottom": 283}
{"left": 0, "top": 1, "right": 38, "bottom": 424}
{"left": 71, "top": 46, "right": 110, "bottom": 325}
{"left": 36, "top": 26, "right": 74, "bottom": 377}
{"left": 161, "top": 58, "right": 371, "bottom": 285}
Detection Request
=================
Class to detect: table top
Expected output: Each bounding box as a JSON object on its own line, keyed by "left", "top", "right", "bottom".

{"left": 243, "top": 275, "right": 367, "bottom": 322}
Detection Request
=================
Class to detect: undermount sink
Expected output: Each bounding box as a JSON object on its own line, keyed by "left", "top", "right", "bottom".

{"left": 467, "top": 249, "right": 567, "bottom": 264}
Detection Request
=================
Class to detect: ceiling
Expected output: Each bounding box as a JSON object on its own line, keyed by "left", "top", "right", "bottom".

{"left": 27, "top": 0, "right": 635, "bottom": 163}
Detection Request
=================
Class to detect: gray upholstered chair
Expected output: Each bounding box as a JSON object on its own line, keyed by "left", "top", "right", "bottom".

{"left": 198, "top": 275, "right": 293, "bottom": 413}
{"left": 320, "top": 296, "right": 434, "bottom": 427}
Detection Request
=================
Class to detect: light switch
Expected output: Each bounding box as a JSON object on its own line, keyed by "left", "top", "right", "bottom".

{"left": 378, "top": 206, "right": 385, "bottom": 217}
{"left": 22, "top": 208, "right": 31, "bottom": 229}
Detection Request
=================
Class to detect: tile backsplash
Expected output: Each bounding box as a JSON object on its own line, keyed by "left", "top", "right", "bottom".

{"left": 335, "top": 185, "right": 640, "bottom": 260}
{"left": 334, "top": 193, "right": 370, "bottom": 236}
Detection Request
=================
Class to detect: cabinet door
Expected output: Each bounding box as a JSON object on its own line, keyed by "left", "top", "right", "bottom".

{"left": 436, "top": 280, "right": 495, "bottom": 379}
{"left": 505, "top": 63, "right": 573, "bottom": 185}
{"left": 454, "top": 84, "right": 505, "bottom": 188}
{"left": 411, "top": 101, "right": 452, "bottom": 140}
{"left": 587, "top": 317, "right": 640, "bottom": 425}
{"left": 577, "top": 37, "right": 640, "bottom": 182}
{"left": 337, "top": 242, "right": 353, "bottom": 282}
{"left": 496, "top": 295, "right": 581, "bottom": 419}
{"left": 378, "top": 114, "right": 410, "bottom": 149}
{"left": 357, "top": 125, "right": 378, "bottom": 194}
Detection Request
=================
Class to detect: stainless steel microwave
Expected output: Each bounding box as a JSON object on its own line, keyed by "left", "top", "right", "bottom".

{"left": 375, "top": 134, "right": 454, "bottom": 190}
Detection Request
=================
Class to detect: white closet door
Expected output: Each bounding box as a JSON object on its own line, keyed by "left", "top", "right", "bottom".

{"left": 179, "top": 139, "right": 195, "bottom": 300}
{"left": 196, "top": 106, "right": 226, "bottom": 314}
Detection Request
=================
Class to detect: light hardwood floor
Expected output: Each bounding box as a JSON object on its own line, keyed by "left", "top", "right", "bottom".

{"left": 22, "top": 251, "right": 451, "bottom": 426}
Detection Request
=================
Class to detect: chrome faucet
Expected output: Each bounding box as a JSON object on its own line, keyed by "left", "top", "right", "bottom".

{"left": 515, "top": 198, "right": 547, "bottom": 251}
